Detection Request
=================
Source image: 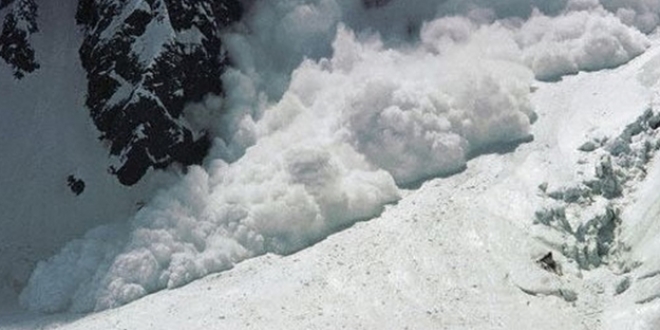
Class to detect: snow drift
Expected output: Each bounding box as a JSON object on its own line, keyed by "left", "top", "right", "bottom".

{"left": 17, "top": 0, "right": 656, "bottom": 313}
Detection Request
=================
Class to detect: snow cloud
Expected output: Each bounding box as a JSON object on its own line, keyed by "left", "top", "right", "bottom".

{"left": 19, "top": 0, "right": 656, "bottom": 313}
{"left": 518, "top": 9, "right": 649, "bottom": 80}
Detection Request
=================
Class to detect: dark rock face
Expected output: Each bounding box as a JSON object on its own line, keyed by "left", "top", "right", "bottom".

{"left": 0, "top": 0, "right": 40, "bottom": 78}
{"left": 77, "top": 0, "right": 242, "bottom": 185}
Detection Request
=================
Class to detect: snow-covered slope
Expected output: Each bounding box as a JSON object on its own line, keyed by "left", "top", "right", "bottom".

{"left": 4, "top": 22, "right": 660, "bottom": 330}
{"left": 6, "top": 0, "right": 660, "bottom": 329}
{"left": 3, "top": 38, "right": 660, "bottom": 329}
{"left": 0, "top": 0, "right": 242, "bottom": 305}
{"left": 13, "top": 0, "right": 658, "bottom": 316}
{"left": 0, "top": 0, "right": 166, "bottom": 306}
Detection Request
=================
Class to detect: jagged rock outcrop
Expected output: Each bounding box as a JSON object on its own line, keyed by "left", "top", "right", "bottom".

{"left": 76, "top": 0, "right": 242, "bottom": 185}
{"left": 0, "top": 0, "right": 39, "bottom": 78}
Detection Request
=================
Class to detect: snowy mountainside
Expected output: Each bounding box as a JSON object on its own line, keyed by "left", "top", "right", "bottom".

{"left": 6, "top": 41, "right": 660, "bottom": 328}
{"left": 0, "top": 0, "right": 243, "bottom": 305}
{"left": 0, "top": 0, "right": 153, "bottom": 305}
{"left": 6, "top": 0, "right": 660, "bottom": 329}
{"left": 7, "top": 0, "right": 660, "bottom": 315}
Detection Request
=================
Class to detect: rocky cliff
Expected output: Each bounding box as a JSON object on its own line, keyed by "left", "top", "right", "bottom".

{"left": 76, "top": 0, "right": 242, "bottom": 185}
{"left": 0, "top": 0, "right": 243, "bottom": 185}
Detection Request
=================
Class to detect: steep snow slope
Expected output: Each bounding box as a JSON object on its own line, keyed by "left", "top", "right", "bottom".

{"left": 0, "top": 0, "right": 242, "bottom": 305}
{"left": 4, "top": 32, "right": 660, "bottom": 330}
{"left": 0, "top": 0, "right": 173, "bottom": 304}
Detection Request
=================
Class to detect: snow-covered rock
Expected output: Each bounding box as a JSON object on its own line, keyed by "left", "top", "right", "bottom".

{"left": 0, "top": 0, "right": 39, "bottom": 78}
{"left": 76, "top": 0, "right": 242, "bottom": 185}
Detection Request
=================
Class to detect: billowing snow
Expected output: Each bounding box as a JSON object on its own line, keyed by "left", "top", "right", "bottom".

{"left": 6, "top": 43, "right": 660, "bottom": 327}
{"left": 19, "top": 15, "right": 539, "bottom": 313}
{"left": 518, "top": 9, "right": 649, "bottom": 80}
{"left": 15, "top": 2, "right": 548, "bottom": 313}
{"left": 6, "top": 0, "right": 660, "bottom": 329}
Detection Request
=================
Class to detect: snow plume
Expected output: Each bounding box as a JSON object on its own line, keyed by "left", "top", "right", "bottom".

{"left": 518, "top": 8, "right": 649, "bottom": 80}
{"left": 599, "top": 0, "right": 660, "bottom": 32}
{"left": 19, "top": 0, "right": 656, "bottom": 313}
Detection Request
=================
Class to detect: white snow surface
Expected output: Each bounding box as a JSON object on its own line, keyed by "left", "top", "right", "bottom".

{"left": 6, "top": 0, "right": 660, "bottom": 328}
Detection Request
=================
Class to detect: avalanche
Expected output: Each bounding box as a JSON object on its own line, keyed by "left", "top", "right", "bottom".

{"left": 4, "top": 0, "right": 660, "bottom": 329}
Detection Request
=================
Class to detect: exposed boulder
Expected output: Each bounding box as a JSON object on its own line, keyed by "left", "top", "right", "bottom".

{"left": 67, "top": 175, "right": 85, "bottom": 196}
